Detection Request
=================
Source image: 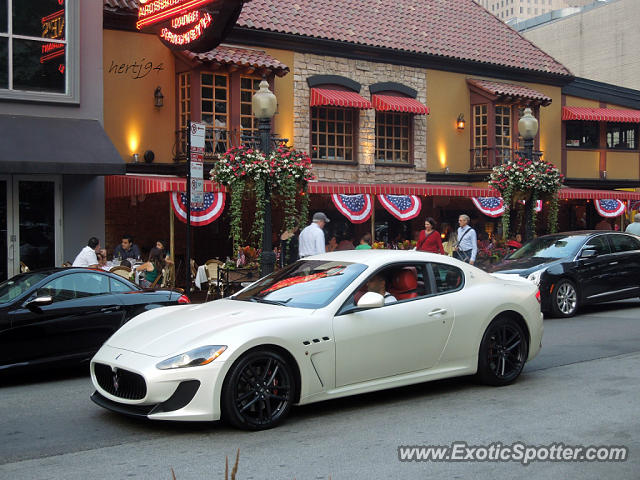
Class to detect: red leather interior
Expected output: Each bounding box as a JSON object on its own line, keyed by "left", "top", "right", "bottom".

{"left": 390, "top": 267, "right": 418, "bottom": 300}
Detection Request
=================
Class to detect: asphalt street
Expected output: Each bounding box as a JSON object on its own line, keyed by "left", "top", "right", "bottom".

{"left": 1, "top": 299, "right": 639, "bottom": 479}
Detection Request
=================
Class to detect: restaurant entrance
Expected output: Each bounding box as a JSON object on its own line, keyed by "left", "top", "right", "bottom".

{"left": 0, "top": 175, "right": 62, "bottom": 281}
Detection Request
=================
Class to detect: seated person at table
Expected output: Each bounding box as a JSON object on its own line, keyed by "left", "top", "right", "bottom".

{"left": 113, "top": 235, "right": 141, "bottom": 262}
{"left": 136, "top": 247, "right": 164, "bottom": 288}
{"left": 155, "top": 239, "right": 174, "bottom": 265}
{"left": 120, "top": 259, "right": 132, "bottom": 268}
{"left": 97, "top": 251, "right": 109, "bottom": 270}
{"left": 366, "top": 273, "right": 397, "bottom": 304}
{"left": 72, "top": 237, "right": 100, "bottom": 268}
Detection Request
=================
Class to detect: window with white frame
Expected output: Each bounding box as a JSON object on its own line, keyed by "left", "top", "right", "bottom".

{"left": 0, "top": 0, "right": 74, "bottom": 99}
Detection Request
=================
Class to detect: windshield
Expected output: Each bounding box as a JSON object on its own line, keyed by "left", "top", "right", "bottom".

{"left": 234, "top": 260, "right": 367, "bottom": 309}
{"left": 0, "top": 272, "right": 49, "bottom": 304}
{"left": 508, "top": 235, "right": 586, "bottom": 260}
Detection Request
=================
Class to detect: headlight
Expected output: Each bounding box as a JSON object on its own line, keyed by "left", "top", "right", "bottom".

{"left": 156, "top": 345, "right": 227, "bottom": 370}
{"left": 527, "top": 269, "right": 544, "bottom": 286}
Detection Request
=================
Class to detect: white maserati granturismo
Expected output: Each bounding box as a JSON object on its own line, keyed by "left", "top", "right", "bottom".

{"left": 90, "top": 250, "right": 543, "bottom": 430}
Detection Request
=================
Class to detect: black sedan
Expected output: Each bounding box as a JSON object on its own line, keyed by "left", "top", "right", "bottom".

{"left": 0, "top": 268, "right": 189, "bottom": 372}
{"left": 490, "top": 231, "right": 640, "bottom": 317}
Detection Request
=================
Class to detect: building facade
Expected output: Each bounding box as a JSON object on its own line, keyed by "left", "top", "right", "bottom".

{"left": 518, "top": 0, "right": 639, "bottom": 90}
{"left": 0, "top": 0, "right": 124, "bottom": 281}
{"left": 474, "top": 0, "right": 597, "bottom": 23}
{"left": 101, "top": 0, "right": 640, "bottom": 267}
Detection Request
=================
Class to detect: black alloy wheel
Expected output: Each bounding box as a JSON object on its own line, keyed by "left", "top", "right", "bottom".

{"left": 477, "top": 316, "right": 528, "bottom": 386}
{"left": 221, "top": 349, "right": 295, "bottom": 430}
{"left": 550, "top": 279, "right": 578, "bottom": 318}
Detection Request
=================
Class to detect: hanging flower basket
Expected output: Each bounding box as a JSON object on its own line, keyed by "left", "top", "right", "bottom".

{"left": 489, "top": 156, "right": 563, "bottom": 237}
{"left": 211, "top": 145, "right": 314, "bottom": 254}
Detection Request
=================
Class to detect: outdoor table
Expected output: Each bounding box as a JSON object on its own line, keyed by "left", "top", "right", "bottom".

{"left": 194, "top": 265, "right": 208, "bottom": 290}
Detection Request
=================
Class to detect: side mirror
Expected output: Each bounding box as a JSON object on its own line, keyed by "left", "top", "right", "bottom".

{"left": 25, "top": 295, "right": 53, "bottom": 310}
{"left": 356, "top": 291, "right": 385, "bottom": 309}
{"left": 580, "top": 249, "right": 597, "bottom": 259}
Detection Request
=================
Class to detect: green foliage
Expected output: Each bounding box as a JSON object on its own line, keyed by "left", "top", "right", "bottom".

{"left": 211, "top": 145, "right": 314, "bottom": 251}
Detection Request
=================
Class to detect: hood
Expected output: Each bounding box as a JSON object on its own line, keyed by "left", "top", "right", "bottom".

{"left": 106, "top": 299, "right": 307, "bottom": 357}
{"left": 488, "top": 256, "right": 565, "bottom": 275}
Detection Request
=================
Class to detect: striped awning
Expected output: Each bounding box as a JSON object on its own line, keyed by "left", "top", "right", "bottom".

{"left": 310, "top": 88, "right": 372, "bottom": 109}
{"left": 307, "top": 182, "right": 498, "bottom": 197}
{"left": 558, "top": 187, "right": 640, "bottom": 200}
{"left": 105, "top": 174, "right": 226, "bottom": 198}
{"left": 562, "top": 106, "right": 640, "bottom": 123}
{"left": 372, "top": 94, "right": 430, "bottom": 114}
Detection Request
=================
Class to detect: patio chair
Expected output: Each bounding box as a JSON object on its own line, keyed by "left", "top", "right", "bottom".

{"left": 161, "top": 263, "right": 176, "bottom": 289}
{"left": 205, "top": 259, "right": 224, "bottom": 302}
{"left": 110, "top": 265, "right": 132, "bottom": 281}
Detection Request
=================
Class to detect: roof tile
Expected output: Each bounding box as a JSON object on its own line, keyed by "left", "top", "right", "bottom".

{"left": 182, "top": 45, "right": 289, "bottom": 75}
{"left": 104, "top": 0, "right": 571, "bottom": 77}
{"left": 467, "top": 78, "right": 552, "bottom": 104}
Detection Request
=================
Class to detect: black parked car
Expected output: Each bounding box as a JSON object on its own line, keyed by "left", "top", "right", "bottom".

{"left": 0, "top": 268, "right": 189, "bottom": 372}
{"left": 490, "top": 231, "right": 640, "bottom": 317}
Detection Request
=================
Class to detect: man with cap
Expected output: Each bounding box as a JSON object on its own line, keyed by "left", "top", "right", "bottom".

{"left": 298, "top": 212, "right": 330, "bottom": 258}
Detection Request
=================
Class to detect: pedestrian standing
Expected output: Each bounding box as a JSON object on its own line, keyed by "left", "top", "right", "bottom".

{"left": 298, "top": 212, "right": 330, "bottom": 258}
{"left": 454, "top": 214, "right": 477, "bottom": 265}
{"left": 416, "top": 217, "right": 444, "bottom": 254}
{"left": 625, "top": 213, "right": 640, "bottom": 235}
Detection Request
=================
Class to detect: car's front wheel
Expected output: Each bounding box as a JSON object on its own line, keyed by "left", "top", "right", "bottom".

{"left": 476, "top": 316, "right": 528, "bottom": 386}
{"left": 550, "top": 279, "right": 578, "bottom": 318}
{"left": 221, "top": 349, "right": 295, "bottom": 430}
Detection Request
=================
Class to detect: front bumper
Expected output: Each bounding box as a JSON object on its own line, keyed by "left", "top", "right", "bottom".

{"left": 90, "top": 344, "right": 226, "bottom": 421}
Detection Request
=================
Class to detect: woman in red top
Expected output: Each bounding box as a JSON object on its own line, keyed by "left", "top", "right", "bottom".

{"left": 416, "top": 217, "right": 445, "bottom": 254}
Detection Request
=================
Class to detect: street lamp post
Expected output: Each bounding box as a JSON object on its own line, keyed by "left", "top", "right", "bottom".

{"left": 518, "top": 107, "right": 539, "bottom": 241}
{"left": 252, "top": 79, "right": 278, "bottom": 276}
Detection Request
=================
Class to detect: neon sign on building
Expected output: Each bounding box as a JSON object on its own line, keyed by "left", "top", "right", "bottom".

{"left": 136, "top": 0, "right": 249, "bottom": 52}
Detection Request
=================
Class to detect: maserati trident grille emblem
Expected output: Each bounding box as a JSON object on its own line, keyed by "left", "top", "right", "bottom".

{"left": 112, "top": 370, "right": 120, "bottom": 392}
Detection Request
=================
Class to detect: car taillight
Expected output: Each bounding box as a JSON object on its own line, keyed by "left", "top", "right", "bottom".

{"left": 178, "top": 295, "right": 190, "bottom": 304}
{"left": 535, "top": 290, "right": 541, "bottom": 303}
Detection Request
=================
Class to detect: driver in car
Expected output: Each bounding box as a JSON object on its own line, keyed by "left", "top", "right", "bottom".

{"left": 366, "top": 273, "right": 397, "bottom": 304}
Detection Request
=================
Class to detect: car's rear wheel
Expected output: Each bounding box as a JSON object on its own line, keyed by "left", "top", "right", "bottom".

{"left": 221, "top": 349, "right": 294, "bottom": 430}
{"left": 551, "top": 279, "right": 578, "bottom": 318}
{"left": 476, "top": 316, "right": 528, "bottom": 386}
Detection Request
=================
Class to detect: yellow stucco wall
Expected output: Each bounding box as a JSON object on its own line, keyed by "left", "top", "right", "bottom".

{"left": 606, "top": 151, "right": 640, "bottom": 179}
{"left": 564, "top": 96, "right": 599, "bottom": 108}
{"left": 263, "top": 48, "right": 294, "bottom": 148}
{"left": 426, "top": 70, "right": 470, "bottom": 173}
{"left": 567, "top": 150, "right": 600, "bottom": 178}
{"left": 426, "top": 71, "right": 563, "bottom": 174}
{"left": 104, "top": 30, "right": 176, "bottom": 163}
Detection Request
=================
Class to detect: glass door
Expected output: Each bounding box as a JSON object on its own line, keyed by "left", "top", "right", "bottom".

{"left": 5, "top": 176, "right": 62, "bottom": 278}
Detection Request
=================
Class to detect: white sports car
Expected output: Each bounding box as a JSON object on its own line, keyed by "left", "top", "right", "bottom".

{"left": 90, "top": 250, "right": 543, "bottom": 430}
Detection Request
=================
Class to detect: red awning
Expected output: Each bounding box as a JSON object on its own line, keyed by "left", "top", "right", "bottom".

{"left": 310, "top": 88, "right": 372, "bottom": 109}
{"left": 372, "top": 94, "right": 430, "bottom": 114}
{"left": 307, "top": 182, "right": 498, "bottom": 197}
{"left": 105, "top": 175, "right": 226, "bottom": 198}
{"left": 562, "top": 106, "right": 640, "bottom": 123}
{"left": 558, "top": 187, "right": 640, "bottom": 200}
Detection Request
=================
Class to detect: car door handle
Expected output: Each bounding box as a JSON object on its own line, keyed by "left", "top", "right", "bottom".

{"left": 428, "top": 308, "right": 448, "bottom": 317}
{"left": 609, "top": 261, "right": 618, "bottom": 265}
{"left": 100, "top": 306, "right": 121, "bottom": 313}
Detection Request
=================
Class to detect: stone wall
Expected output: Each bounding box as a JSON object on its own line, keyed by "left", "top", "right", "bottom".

{"left": 294, "top": 53, "right": 427, "bottom": 184}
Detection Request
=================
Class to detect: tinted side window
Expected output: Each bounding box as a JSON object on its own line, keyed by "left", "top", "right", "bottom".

{"left": 609, "top": 234, "right": 640, "bottom": 253}
{"left": 431, "top": 263, "right": 464, "bottom": 294}
{"left": 110, "top": 277, "right": 133, "bottom": 293}
{"left": 583, "top": 236, "right": 611, "bottom": 255}
{"left": 41, "top": 272, "right": 110, "bottom": 302}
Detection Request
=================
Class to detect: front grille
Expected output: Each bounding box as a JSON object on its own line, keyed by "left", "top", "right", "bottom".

{"left": 94, "top": 363, "right": 147, "bottom": 400}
